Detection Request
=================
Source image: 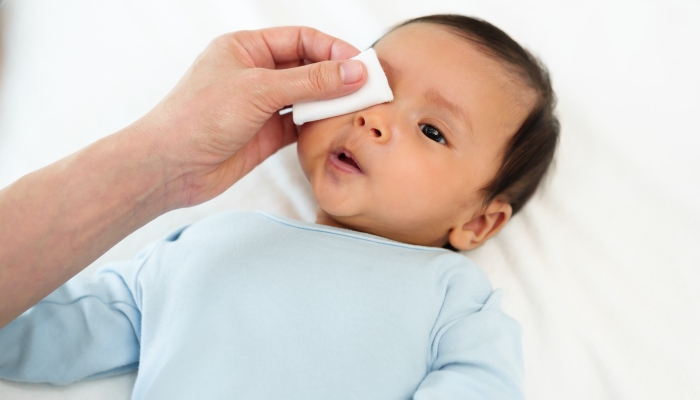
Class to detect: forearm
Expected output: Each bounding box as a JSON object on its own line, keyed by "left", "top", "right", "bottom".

{"left": 0, "top": 122, "right": 183, "bottom": 328}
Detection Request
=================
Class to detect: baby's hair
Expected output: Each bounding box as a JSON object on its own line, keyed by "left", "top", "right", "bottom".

{"left": 389, "top": 14, "right": 560, "bottom": 215}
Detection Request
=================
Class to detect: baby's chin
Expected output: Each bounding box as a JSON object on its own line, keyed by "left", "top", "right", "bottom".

{"left": 312, "top": 190, "right": 377, "bottom": 231}
{"left": 315, "top": 203, "right": 444, "bottom": 247}
{"left": 310, "top": 180, "right": 453, "bottom": 247}
{"left": 313, "top": 204, "right": 365, "bottom": 232}
{"left": 313, "top": 194, "right": 360, "bottom": 222}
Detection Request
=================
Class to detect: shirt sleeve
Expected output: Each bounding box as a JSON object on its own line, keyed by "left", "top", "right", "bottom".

{"left": 414, "top": 288, "right": 525, "bottom": 400}
{"left": 0, "top": 250, "right": 151, "bottom": 385}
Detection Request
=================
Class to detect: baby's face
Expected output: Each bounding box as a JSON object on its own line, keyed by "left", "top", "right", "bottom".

{"left": 297, "top": 23, "right": 534, "bottom": 248}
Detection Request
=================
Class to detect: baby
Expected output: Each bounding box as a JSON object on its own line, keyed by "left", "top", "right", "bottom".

{"left": 0, "top": 14, "right": 558, "bottom": 400}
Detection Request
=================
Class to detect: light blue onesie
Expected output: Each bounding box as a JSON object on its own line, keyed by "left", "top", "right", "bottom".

{"left": 0, "top": 211, "right": 524, "bottom": 399}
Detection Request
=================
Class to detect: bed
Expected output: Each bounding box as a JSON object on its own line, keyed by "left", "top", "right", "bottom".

{"left": 1, "top": 0, "right": 698, "bottom": 398}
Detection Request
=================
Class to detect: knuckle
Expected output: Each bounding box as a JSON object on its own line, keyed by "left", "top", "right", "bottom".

{"left": 214, "top": 30, "right": 248, "bottom": 45}
{"left": 210, "top": 32, "right": 236, "bottom": 50}
{"left": 305, "top": 62, "right": 333, "bottom": 93}
{"left": 240, "top": 69, "right": 265, "bottom": 96}
{"left": 242, "top": 69, "right": 279, "bottom": 113}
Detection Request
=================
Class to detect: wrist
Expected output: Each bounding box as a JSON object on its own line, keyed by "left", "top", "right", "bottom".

{"left": 103, "top": 120, "right": 190, "bottom": 214}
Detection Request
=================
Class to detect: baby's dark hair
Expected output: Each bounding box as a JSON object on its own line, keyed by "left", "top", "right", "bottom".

{"left": 391, "top": 14, "right": 560, "bottom": 215}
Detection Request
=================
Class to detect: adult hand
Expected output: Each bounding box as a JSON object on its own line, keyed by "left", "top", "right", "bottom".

{"left": 140, "top": 26, "right": 366, "bottom": 207}
{"left": 0, "top": 26, "right": 366, "bottom": 328}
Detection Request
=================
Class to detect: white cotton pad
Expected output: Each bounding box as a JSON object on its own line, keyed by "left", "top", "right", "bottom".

{"left": 292, "top": 48, "right": 394, "bottom": 125}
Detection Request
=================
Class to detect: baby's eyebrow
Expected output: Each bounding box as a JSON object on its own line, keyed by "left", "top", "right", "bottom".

{"left": 376, "top": 55, "right": 473, "bottom": 139}
{"left": 377, "top": 56, "right": 396, "bottom": 86}
{"left": 424, "top": 88, "right": 473, "bottom": 138}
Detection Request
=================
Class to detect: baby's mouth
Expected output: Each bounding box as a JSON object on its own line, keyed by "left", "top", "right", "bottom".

{"left": 330, "top": 148, "right": 363, "bottom": 174}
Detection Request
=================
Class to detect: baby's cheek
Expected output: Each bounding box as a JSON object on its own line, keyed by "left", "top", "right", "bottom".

{"left": 295, "top": 128, "right": 317, "bottom": 178}
{"left": 379, "top": 160, "right": 431, "bottom": 205}
{"left": 396, "top": 158, "right": 456, "bottom": 209}
{"left": 297, "top": 120, "right": 329, "bottom": 149}
{"left": 296, "top": 121, "right": 338, "bottom": 182}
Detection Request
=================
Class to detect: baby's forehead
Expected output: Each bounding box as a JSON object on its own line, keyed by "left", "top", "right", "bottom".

{"left": 375, "top": 30, "right": 535, "bottom": 116}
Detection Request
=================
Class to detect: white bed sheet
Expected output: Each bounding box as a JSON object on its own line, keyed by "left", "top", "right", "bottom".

{"left": 1, "top": 1, "right": 698, "bottom": 399}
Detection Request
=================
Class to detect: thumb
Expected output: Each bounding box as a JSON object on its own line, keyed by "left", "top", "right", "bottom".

{"left": 255, "top": 59, "right": 367, "bottom": 112}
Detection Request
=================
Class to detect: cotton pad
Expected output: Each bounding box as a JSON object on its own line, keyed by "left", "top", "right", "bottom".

{"left": 292, "top": 48, "right": 394, "bottom": 125}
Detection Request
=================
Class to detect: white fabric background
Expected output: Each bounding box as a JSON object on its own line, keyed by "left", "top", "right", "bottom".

{"left": 1, "top": 0, "right": 699, "bottom": 399}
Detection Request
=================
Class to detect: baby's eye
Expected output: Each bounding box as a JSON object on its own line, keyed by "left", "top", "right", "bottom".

{"left": 420, "top": 124, "right": 446, "bottom": 145}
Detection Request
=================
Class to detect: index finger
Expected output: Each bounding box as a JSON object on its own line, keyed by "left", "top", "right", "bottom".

{"left": 234, "top": 26, "right": 361, "bottom": 69}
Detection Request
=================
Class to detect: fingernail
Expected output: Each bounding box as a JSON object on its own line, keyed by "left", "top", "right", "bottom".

{"left": 340, "top": 60, "right": 363, "bottom": 84}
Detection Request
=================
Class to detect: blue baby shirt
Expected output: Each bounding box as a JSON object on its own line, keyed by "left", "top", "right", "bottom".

{"left": 0, "top": 211, "right": 524, "bottom": 399}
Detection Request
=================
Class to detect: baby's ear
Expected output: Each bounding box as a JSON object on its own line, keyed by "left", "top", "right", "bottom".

{"left": 448, "top": 200, "right": 512, "bottom": 251}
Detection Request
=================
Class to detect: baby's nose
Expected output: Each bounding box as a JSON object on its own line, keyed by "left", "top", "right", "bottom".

{"left": 355, "top": 115, "right": 381, "bottom": 138}
{"left": 354, "top": 111, "right": 391, "bottom": 144}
